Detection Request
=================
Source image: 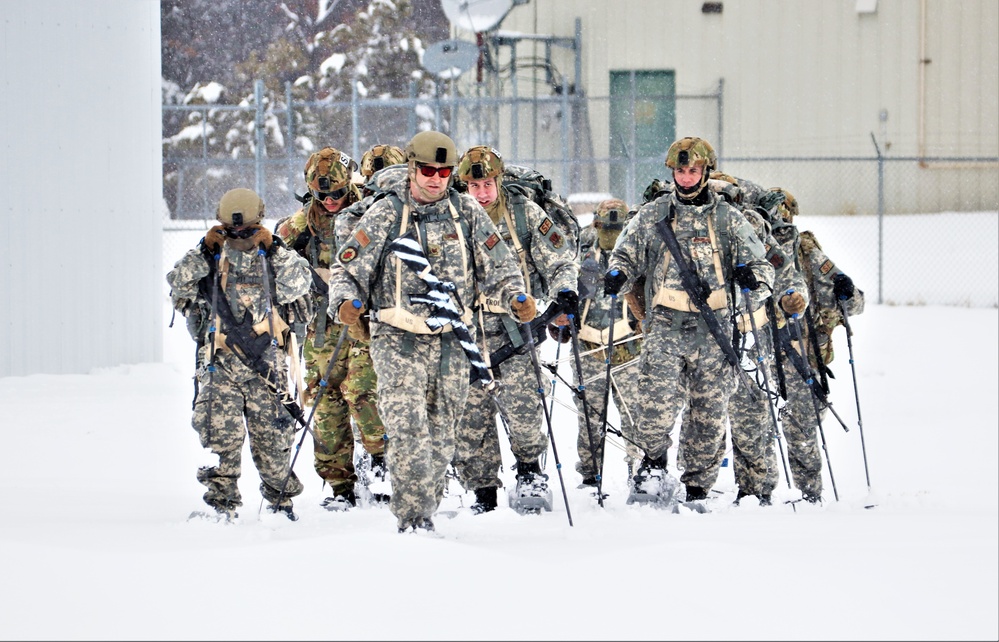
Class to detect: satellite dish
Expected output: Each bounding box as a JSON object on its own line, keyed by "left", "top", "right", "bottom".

{"left": 440, "top": 0, "right": 515, "bottom": 33}
{"left": 422, "top": 39, "right": 481, "bottom": 77}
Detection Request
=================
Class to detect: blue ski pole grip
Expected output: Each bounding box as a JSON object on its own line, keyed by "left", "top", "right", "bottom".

{"left": 351, "top": 299, "right": 362, "bottom": 309}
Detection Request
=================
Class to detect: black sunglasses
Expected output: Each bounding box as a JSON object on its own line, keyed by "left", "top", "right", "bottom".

{"left": 312, "top": 186, "right": 349, "bottom": 201}
{"left": 224, "top": 227, "right": 258, "bottom": 240}
{"left": 416, "top": 163, "right": 453, "bottom": 178}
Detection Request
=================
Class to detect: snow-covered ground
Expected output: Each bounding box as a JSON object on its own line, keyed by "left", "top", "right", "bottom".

{"left": 1, "top": 212, "right": 996, "bottom": 640}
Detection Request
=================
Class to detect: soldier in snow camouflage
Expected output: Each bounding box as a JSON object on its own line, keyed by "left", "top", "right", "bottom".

{"left": 606, "top": 136, "right": 775, "bottom": 502}
{"left": 167, "top": 188, "right": 313, "bottom": 520}
{"left": 764, "top": 188, "right": 865, "bottom": 503}
{"left": 327, "top": 131, "right": 529, "bottom": 533}
{"left": 697, "top": 182, "right": 811, "bottom": 506}
{"left": 450, "top": 145, "right": 580, "bottom": 514}
{"left": 275, "top": 147, "right": 388, "bottom": 510}
{"left": 550, "top": 198, "right": 644, "bottom": 486}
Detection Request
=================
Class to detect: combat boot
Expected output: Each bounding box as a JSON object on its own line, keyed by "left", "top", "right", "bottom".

{"left": 470, "top": 486, "right": 498, "bottom": 514}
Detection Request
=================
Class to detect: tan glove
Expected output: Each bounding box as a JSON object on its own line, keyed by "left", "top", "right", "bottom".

{"left": 203, "top": 225, "right": 226, "bottom": 254}
{"left": 780, "top": 291, "right": 807, "bottom": 316}
{"left": 510, "top": 294, "right": 537, "bottom": 323}
{"left": 338, "top": 299, "right": 365, "bottom": 326}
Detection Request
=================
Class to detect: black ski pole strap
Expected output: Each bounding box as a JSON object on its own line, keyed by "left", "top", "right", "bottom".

{"left": 766, "top": 297, "right": 788, "bottom": 400}
{"left": 486, "top": 300, "right": 564, "bottom": 372}
{"left": 386, "top": 232, "right": 494, "bottom": 387}
{"left": 804, "top": 306, "right": 832, "bottom": 393}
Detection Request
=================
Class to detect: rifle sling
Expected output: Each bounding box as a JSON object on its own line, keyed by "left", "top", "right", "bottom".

{"left": 653, "top": 210, "right": 741, "bottom": 369}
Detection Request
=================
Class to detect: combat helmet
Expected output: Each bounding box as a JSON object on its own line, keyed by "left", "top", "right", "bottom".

{"left": 405, "top": 130, "right": 458, "bottom": 167}
{"left": 216, "top": 188, "right": 265, "bottom": 227}
{"left": 593, "top": 198, "right": 629, "bottom": 231}
{"left": 304, "top": 147, "right": 356, "bottom": 200}
{"left": 769, "top": 187, "right": 798, "bottom": 222}
{"left": 457, "top": 145, "right": 504, "bottom": 182}
{"left": 665, "top": 136, "right": 716, "bottom": 200}
{"left": 360, "top": 144, "right": 406, "bottom": 178}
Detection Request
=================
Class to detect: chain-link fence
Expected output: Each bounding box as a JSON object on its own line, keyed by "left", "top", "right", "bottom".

{"left": 163, "top": 86, "right": 999, "bottom": 308}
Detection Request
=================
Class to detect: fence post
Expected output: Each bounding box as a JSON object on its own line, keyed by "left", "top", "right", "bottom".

{"left": 286, "top": 81, "right": 295, "bottom": 197}
{"left": 254, "top": 79, "right": 265, "bottom": 199}
{"left": 870, "top": 132, "right": 885, "bottom": 304}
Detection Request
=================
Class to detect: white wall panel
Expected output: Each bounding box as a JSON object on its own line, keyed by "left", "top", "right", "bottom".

{"left": 1, "top": 1, "right": 162, "bottom": 377}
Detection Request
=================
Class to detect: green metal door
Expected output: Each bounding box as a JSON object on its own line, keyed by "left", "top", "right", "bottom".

{"left": 610, "top": 70, "right": 676, "bottom": 205}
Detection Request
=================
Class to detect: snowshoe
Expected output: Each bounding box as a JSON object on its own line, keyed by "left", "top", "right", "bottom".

{"left": 266, "top": 503, "right": 299, "bottom": 521}
{"left": 509, "top": 460, "right": 553, "bottom": 514}
{"left": 626, "top": 456, "right": 681, "bottom": 510}
{"left": 320, "top": 488, "right": 357, "bottom": 512}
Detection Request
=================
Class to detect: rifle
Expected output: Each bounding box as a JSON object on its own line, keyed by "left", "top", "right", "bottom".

{"left": 654, "top": 207, "right": 759, "bottom": 399}
{"left": 196, "top": 267, "right": 325, "bottom": 448}
{"left": 480, "top": 300, "right": 565, "bottom": 379}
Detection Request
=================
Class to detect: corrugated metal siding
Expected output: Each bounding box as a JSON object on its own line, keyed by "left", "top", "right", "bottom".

{"left": 1, "top": 1, "right": 162, "bottom": 377}
{"left": 498, "top": 0, "right": 998, "bottom": 158}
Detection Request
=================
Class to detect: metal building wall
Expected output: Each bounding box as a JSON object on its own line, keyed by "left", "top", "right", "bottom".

{"left": 1, "top": 1, "right": 162, "bottom": 377}
{"left": 498, "top": 0, "right": 998, "bottom": 160}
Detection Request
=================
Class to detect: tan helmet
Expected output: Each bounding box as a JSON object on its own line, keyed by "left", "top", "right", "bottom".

{"left": 304, "top": 147, "right": 356, "bottom": 198}
{"left": 593, "top": 198, "right": 628, "bottom": 231}
{"left": 405, "top": 130, "right": 458, "bottom": 167}
{"left": 457, "top": 145, "right": 504, "bottom": 182}
{"left": 216, "top": 188, "right": 265, "bottom": 227}
{"left": 360, "top": 144, "right": 406, "bottom": 178}
{"left": 770, "top": 187, "right": 799, "bottom": 221}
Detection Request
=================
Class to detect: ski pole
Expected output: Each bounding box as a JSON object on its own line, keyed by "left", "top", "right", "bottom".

{"left": 518, "top": 295, "right": 573, "bottom": 526}
{"left": 267, "top": 305, "right": 355, "bottom": 514}
{"left": 594, "top": 275, "right": 622, "bottom": 503}
{"left": 839, "top": 298, "right": 871, "bottom": 490}
{"left": 566, "top": 309, "right": 604, "bottom": 508}
{"left": 787, "top": 305, "right": 839, "bottom": 502}
{"left": 738, "top": 274, "right": 794, "bottom": 496}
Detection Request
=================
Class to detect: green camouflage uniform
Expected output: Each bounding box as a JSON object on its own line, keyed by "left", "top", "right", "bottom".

{"left": 166, "top": 235, "right": 312, "bottom": 513}
{"left": 276, "top": 196, "right": 387, "bottom": 499}
{"left": 572, "top": 226, "right": 643, "bottom": 480}
{"left": 608, "top": 190, "right": 774, "bottom": 493}
{"left": 328, "top": 168, "right": 525, "bottom": 530}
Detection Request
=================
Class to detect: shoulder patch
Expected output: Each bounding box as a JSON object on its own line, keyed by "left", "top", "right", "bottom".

{"left": 768, "top": 251, "right": 785, "bottom": 269}
{"left": 484, "top": 232, "right": 501, "bottom": 250}
{"left": 549, "top": 231, "right": 563, "bottom": 248}
{"left": 538, "top": 217, "right": 553, "bottom": 235}
{"left": 819, "top": 259, "right": 835, "bottom": 275}
{"left": 339, "top": 246, "right": 358, "bottom": 263}
{"left": 354, "top": 228, "right": 370, "bottom": 247}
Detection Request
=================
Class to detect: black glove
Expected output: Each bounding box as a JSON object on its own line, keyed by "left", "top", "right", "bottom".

{"left": 833, "top": 273, "right": 855, "bottom": 300}
{"left": 733, "top": 264, "right": 760, "bottom": 291}
{"left": 556, "top": 289, "right": 579, "bottom": 318}
{"left": 604, "top": 269, "right": 627, "bottom": 296}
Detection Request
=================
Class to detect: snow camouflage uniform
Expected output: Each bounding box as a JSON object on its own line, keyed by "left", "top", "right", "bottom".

{"left": 450, "top": 146, "right": 579, "bottom": 509}
{"left": 568, "top": 200, "right": 643, "bottom": 483}
{"left": 167, "top": 188, "right": 313, "bottom": 517}
{"left": 275, "top": 147, "right": 387, "bottom": 508}
{"left": 328, "top": 142, "right": 526, "bottom": 531}
{"left": 608, "top": 138, "right": 775, "bottom": 500}
{"left": 717, "top": 200, "right": 810, "bottom": 503}
{"left": 763, "top": 190, "right": 865, "bottom": 501}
